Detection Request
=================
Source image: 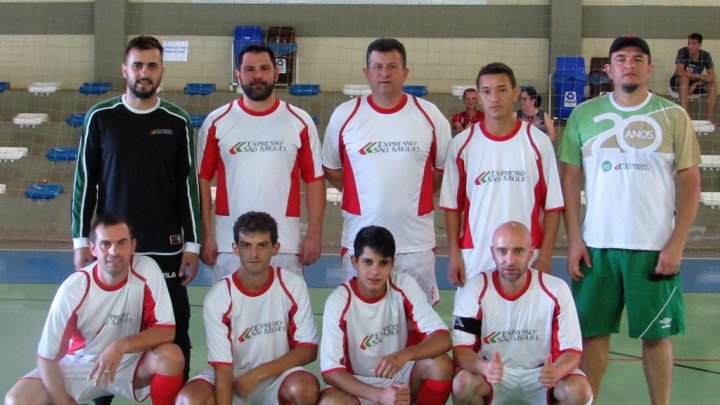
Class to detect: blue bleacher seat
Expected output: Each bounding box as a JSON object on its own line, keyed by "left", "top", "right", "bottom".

{"left": 65, "top": 113, "right": 85, "bottom": 127}
{"left": 190, "top": 115, "right": 207, "bottom": 128}
{"left": 184, "top": 83, "right": 215, "bottom": 96}
{"left": 79, "top": 82, "right": 112, "bottom": 95}
{"left": 289, "top": 84, "right": 320, "bottom": 96}
{"left": 0, "top": 82, "right": 10, "bottom": 92}
{"left": 47, "top": 147, "right": 78, "bottom": 162}
{"left": 25, "top": 183, "right": 64, "bottom": 200}
{"left": 403, "top": 85, "right": 427, "bottom": 97}
{"left": 233, "top": 26, "right": 264, "bottom": 69}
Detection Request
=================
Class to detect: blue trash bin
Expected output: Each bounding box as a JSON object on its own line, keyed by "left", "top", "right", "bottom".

{"left": 552, "top": 57, "right": 587, "bottom": 119}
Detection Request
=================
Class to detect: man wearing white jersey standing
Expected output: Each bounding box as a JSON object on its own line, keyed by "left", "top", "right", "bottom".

{"left": 197, "top": 44, "right": 325, "bottom": 283}
{"left": 440, "top": 62, "right": 563, "bottom": 288}
{"left": 322, "top": 38, "right": 452, "bottom": 306}
{"left": 559, "top": 35, "right": 701, "bottom": 404}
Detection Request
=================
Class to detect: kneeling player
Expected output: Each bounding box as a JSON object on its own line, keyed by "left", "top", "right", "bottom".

{"left": 4, "top": 215, "right": 184, "bottom": 405}
{"left": 175, "top": 212, "right": 319, "bottom": 405}
{"left": 452, "top": 222, "right": 592, "bottom": 405}
{"left": 319, "top": 226, "right": 453, "bottom": 405}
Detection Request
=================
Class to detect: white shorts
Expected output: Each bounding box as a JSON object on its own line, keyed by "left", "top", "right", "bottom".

{"left": 22, "top": 353, "right": 148, "bottom": 403}
{"left": 342, "top": 249, "right": 439, "bottom": 306}
{"left": 189, "top": 366, "right": 309, "bottom": 405}
{"left": 213, "top": 253, "right": 303, "bottom": 284}
{"left": 491, "top": 366, "right": 586, "bottom": 405}
{"left": 325, "top": 361, "right": 415, "bottom": 405}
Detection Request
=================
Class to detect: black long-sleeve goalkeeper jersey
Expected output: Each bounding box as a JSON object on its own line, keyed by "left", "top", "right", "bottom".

{"left": 71, "top": 95, "right": 201, "bottom": 255}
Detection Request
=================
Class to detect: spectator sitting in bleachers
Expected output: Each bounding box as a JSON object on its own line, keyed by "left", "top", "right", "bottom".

{"left": 452, "top": 88, "right": 484, "bottom": 134}
{"left": 670, "top": 32, "right": 716, "bottom": 123}
{"left": 517, "top": 87, "right": 557, "bottom": 142}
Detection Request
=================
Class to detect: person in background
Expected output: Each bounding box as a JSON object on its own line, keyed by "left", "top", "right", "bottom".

{"left": 452, "top": 88, "right": 484, "bottom": 133}
{"left": 517, "top": 86, "right": 557, "bottom": 142}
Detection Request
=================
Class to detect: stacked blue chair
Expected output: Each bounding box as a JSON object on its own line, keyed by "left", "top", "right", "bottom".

{"left": 184, "top": 83, "right": 215, "bottom": 95}
{"left": 79, "top": 82, "right": 112, "bottom": 95}
{"left": 0, "top": 82, "right": 10, "bottom": 92}
{"left": 289, "top": 84, "right": 320, "bottom": 96}
{"left": 552, "top": 57, "right": 587, "bottom": 119}
{"left": 190, "top": 115, "right": 207, "bottom": 128}
{"left": 403, "top": 85, "right": 427, "bottom": 97}
{"left": 233, "top": 26, "right": 264, "bottom": 70}
{"left": 25, "top": 183, "right": 64, "bottom": 200}
{"left": 66, "top": 113, "right": 86, "bottom": 127}
{"left": 47, "top": 147, "right": 78, "bottom": 162}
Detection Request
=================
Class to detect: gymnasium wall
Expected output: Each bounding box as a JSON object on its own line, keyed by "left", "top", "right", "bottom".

{"left": 0, "top": 1, "right": 717, "bottom": 94}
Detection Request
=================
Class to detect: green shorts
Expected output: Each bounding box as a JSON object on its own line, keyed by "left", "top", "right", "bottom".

{"left": 572, "top": 248, "right": 685, "bottom": 340}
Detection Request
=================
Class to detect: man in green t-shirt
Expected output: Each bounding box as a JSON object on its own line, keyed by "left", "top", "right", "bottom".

{"left": 558, "top": 35, "right": 701, "bottom": 404}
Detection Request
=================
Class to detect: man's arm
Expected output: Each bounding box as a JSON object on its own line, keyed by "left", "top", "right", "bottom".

{"left": 37, "top": 358, "right": 74, "bottom": 405}
{"left": 654, "top": 166, "right": 700, "bottom": 276}
{"left": 453, "top": 347, "right": 503, "bottom": 385}
{"left": 199, "top": 177, "right": 218, "bottom": 266}
{"left": 324, "top": 167, "right": 344, "bottom": 191}
{"left": 539, "top": 352, "right": 582, "bottom": 388}
{"left": 177, "top": 116, "right": 201, "bottom": 284}
{"left": 561, "top": 163, "right": 590, "bottom": 280}
{"left": 71, "top": 111, "right": 101, "bottom": 270}
{"left": 534, "top": 210, "right": 560, "bottom": 274}
{"left": 373, "top": 331, "right": 451, "bottom": 379}
{"left": 701, "top": 67, "right": 716, "bottom": 83}
{"left": 433, "top": 169, "right": 444, "bottom": 192}
{"left": 214, "top": 364, "right": 234, "bottom": 405}
{"left": 89, "top": 326, "right": 175, "bottom": 385}
{"left": 235, "top": 345, "right": 317, "bottom": 398}
{"left": 444, "top": 210, "right": 466, "bottom": 286}
{"left": 323, "top": 370, "right": 409, "bottom": 404}
{"left": 300, "top": 179, "right": 325, "bottom": 265}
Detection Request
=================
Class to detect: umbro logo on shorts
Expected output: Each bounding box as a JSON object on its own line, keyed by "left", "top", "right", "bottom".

{"left": 659, "top": 317, "right": 672, "bottom": 329}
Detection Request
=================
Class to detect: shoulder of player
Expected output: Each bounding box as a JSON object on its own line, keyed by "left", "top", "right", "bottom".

{"left": 532, "top": 269, "right": 571, "bottom": 294}
{"left": 130, "top": 255, "right": 164, "bottom": 278}
{"left": 276, "top": 268, "right": 310, "bottom": 292}
{"left": 158, "top": 98, "right": 190, "bottom": 119}
{"left": 86, "top": 96, "right": 124, "bottom": 117}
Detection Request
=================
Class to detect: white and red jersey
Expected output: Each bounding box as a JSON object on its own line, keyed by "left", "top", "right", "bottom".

{"left": 203, "top": 266, "right": 318, "bottom": 373}
{"left": 452, "top": 269, "right": 582, "bottom": 370}
{"left": 320, "top": 272, "right": 449, "bottom": 378}
{"left": 440, "top": 121, "right": 563, "bottom": 278}
{"left": 38, "top": 255, "right": 175, "bottom": 362}
{"left": 197, "top": 97, "right": 324, "bottom": 254}
{"left": 322, "top": 94, "right": 451, "bottom": 253}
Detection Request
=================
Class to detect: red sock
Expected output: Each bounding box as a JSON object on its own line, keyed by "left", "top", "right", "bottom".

{"left": 416, "top": 378, "right": 452, "bottom": 405}
{"left": 149, "top": 373, "right": 183, "bottom": 405}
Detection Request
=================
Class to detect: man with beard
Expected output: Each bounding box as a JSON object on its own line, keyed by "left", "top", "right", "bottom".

{"left": 197, "top": 44, "right": 324, "bottom": 282}
{"left": 559, "top": 35, "right": 701, "bottom": 404}
{"left": 451, "top": 222, "right": 591, "bottom": 405}
{"left": 71, "top": 36, "right": 200, "bottom": 399}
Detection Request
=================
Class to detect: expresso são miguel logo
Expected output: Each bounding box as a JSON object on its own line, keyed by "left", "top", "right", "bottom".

{"left": 359, "top": 141, "right": 420, "bottom": 155}
{"left": 483, "top": 329, "right": 539, "bottom": 344}
{"left": 238, "top": 320, "right": 286, "bottom": 342}
{"left": 359, "top": 324, "right": 400, "bottom": 350}
{"left": 229, "top": 140, "right": 287, "bottom": 154}
{"left": 601, "top": 160, "right": 650, "bottom": 173}
{"left": 474, "top": 170, "right": 527, "bottom": 186}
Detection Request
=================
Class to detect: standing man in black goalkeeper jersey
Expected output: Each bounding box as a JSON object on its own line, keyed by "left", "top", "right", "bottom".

{"left": 71, "top": 36, "right": 201, "bottom": 403}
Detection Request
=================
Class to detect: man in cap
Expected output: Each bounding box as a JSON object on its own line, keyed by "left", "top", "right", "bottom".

{"left": 559, "top": 35, "right": 701, "bottom": 404}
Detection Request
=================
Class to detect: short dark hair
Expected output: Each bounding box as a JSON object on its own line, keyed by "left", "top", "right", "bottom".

{"left": 366, "top": 38, "right": 407, "bottom": 67}
{"left": 462, "top": 88, "right": 477, "bottom": 98}
{"left": 689, "top": 33, "right": 703, "bottom": 43}
{"left": 125, "top": 36, "right": 163, "bottom": 61}
{"left": 237, "top": 44, "right": 276, "bottom": 69}
{"left": 90, "top": 214, "right": 134, "bottom": 242}
{"left": 521, "top": 86, "right": 542, "bottom": 107}
{"left": 353, "top": 226, "right": 395, "bottom": 260}
{"left": 233, "top": 211, "right": 278, "bottom": 245}
{"left": 477, "top": 62, "right": 517, "bottom": 89}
